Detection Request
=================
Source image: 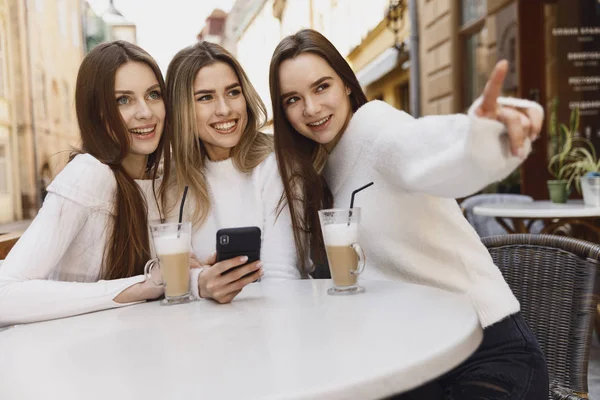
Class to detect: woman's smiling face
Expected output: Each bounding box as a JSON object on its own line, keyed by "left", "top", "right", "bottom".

{"left": 278, "top": 52, "right": 352, "bottom": 150}
{"left": 193, "top": 61, "right": 248, "bottom": 161}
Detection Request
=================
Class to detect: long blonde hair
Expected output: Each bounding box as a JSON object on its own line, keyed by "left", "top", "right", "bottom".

{"left": 166, "top": 41, "right": 273, "bottom": 226}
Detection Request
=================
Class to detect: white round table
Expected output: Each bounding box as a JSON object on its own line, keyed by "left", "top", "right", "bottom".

{"left": 473, "top": 200, "right": 600, "bottom": 219}
{"left": 473, "top": 200, "right": 600, "bottom": 235}
{"left": 0, "top": 280, "right": 482, "bottom": 400}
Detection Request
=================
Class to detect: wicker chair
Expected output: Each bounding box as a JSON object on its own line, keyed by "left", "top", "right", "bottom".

{"left": 482, "top": 234, "right": 600, "bottom": 400}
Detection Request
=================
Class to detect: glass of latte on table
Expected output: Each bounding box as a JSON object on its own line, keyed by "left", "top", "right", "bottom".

{"left": 318, "top": 208, "right": 366, "bottom": 295}
{"left": 144, "top": 222, "right": 193, "bottom": 305}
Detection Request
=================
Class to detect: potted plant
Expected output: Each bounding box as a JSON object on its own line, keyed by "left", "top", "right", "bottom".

{"left": 547, "top": 99, "right": 579, "bottom": 203}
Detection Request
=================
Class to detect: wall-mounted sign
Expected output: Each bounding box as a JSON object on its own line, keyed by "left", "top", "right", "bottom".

{"left": 552, "top": 0, "right": 600, "bottom": 150}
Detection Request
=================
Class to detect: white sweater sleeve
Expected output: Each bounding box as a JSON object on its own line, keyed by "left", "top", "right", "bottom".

{"left": 258, "top": 155, "right": 301, "bottom": 280}
{"left": 363, "top": 99, "right": 540, "bottom": 198}
{"left": 0, "top": 157, "right": 145, "bottom": 327}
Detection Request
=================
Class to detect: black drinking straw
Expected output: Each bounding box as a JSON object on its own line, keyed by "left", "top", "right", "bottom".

{"left": 348, "top": 182, "right": 374, "bottom": 224}
{"left": 177, "top": 186, "right": 189, "bottom": 237}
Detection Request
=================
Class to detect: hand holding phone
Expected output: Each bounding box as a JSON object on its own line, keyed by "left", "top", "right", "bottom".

{"left": 197, "top": 255, "right": 263, "bottom": 304}
{"left": 195, "top": 226, "right": 264, "bottom": 304}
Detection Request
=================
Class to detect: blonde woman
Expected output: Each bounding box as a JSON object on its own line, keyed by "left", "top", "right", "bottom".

{"left": 165, "top": 41, "right": 301, "bottom": 304}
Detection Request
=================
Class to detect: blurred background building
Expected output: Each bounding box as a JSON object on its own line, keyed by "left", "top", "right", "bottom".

{"left": 100, "top": 0, "right": 135, "bottom": 43}
{"left": 0, "top": 0, "right": 598, "bottom": 225}
{"left": 83, "top": 0, "right": 136, "bottom": 52}
{"left": 197, "top": 8, "right": 227, "bottom": 45}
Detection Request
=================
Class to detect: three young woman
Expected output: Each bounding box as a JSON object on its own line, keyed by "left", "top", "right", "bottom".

{"left": 0, "top": 33, "right": 551, "bottom": 397}
{"left": 268, "top": 29, "right": 548, "bottom": 399}
{"left": 0, "top": 41, "right": 170, "bottom": 326}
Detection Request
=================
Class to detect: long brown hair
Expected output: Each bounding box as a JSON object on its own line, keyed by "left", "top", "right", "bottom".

{"left": 269, "top": 29, "right": 368, "bottom": 271}
{"left": 165, "top": 41, "right": 272, "bottom": 227}
{"left": 75, "top": 41, "right": 171, "bottom": 280}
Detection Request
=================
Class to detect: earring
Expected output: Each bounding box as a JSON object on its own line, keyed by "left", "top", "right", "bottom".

{"left": 346, "top": 88, "right": 352, "bottom": 95}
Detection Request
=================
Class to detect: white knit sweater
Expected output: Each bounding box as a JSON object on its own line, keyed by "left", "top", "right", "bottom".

{"left": 323, "top": 99, "right": 538, "bottom": 327}
{"left": 188, "top": 153, "right": 301, "bottom": 284}
{"left": 0, "top": 154, "right": 162, "bottom": 327}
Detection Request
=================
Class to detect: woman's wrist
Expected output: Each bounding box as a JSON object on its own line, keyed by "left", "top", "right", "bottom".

{"left": 191, "top": 267, "right": 205, "bottom": 300}
{"left": 139, "top": 278, "right": 164, "bottom": 300}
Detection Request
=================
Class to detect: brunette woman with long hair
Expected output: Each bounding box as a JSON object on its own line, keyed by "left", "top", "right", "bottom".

{"left": 166, "top": 41, "right": 301, "bottom": 304}
{"left": 0, "top": 41, "right": 171, "bottom": 327}
{"left": 269, "top": 29, "right": 548, "bottom": 399}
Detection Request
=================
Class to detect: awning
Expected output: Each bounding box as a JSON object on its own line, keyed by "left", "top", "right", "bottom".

{"left": 355, "top": 42, "right": 409, "bottom": 88}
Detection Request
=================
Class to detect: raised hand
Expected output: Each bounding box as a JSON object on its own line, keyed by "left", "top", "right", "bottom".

{"left": 475, "top": 60, "right": 543, "bottom": 158}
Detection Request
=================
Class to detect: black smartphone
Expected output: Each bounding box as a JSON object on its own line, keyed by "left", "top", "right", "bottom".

{"left": 216, "top": 226, "right": 261, "bottom": 277}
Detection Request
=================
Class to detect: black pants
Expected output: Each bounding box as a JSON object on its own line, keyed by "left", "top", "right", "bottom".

{"left": 388, "top": 313, "right": 549, "bottom": 400}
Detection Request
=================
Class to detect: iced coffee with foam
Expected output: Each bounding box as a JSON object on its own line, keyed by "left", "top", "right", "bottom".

{"left": 318, "top": 208, "right": 366, "bottom": 295}
{"left": 145, "top": 222, "right": 193, "bottom": 305}
{"left": 154, "top": 232, "right": 191, "bottom": 298}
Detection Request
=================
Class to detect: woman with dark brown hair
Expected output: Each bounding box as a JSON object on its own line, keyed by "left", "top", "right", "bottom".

{"left": 269, "top": 29, "right": 548, "bottom": 399}
{"left": 166, "top": 41, "right": 301, "bottom": 305}
{"left": 0, "top": 41, "right": 171, "bottom": 327}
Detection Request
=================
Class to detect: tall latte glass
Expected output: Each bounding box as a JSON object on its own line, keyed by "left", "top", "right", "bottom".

{"left": 318, "top": 208, "right": 366, "bottom": 295}
{"left": 144, "top": 222, "right": 193, "bottom": 305}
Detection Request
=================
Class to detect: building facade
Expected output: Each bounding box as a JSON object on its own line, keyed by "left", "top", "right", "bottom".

{"left": 2, "top": 0, "right": 84, "bottom": 222}
{"left": 225, "top": 0, "right": 391, "bottom": 119}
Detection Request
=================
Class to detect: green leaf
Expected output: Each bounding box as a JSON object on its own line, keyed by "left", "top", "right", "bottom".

{"left": 570, "top": 107, "right": 580, "bottom": 134}
{"left": 549, "top": 98, "right": 558, "bottom": 139}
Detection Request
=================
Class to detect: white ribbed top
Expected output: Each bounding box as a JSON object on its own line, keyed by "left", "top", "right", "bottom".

{"left": 189, "top": 153, "right": 301, "bottom": 281}
{"left": 0, "top": 154, "right": 161, "bottom": 327}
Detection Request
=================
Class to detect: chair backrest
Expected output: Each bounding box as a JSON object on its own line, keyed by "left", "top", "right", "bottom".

{"left": 482, "top": 234, "right": 600, "bottom": 398}
{"left": 461, "top": 194, "right": 538, "bottom": 236}
{"left": 0, "top": 232, "right": 22, "bottom": 260}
